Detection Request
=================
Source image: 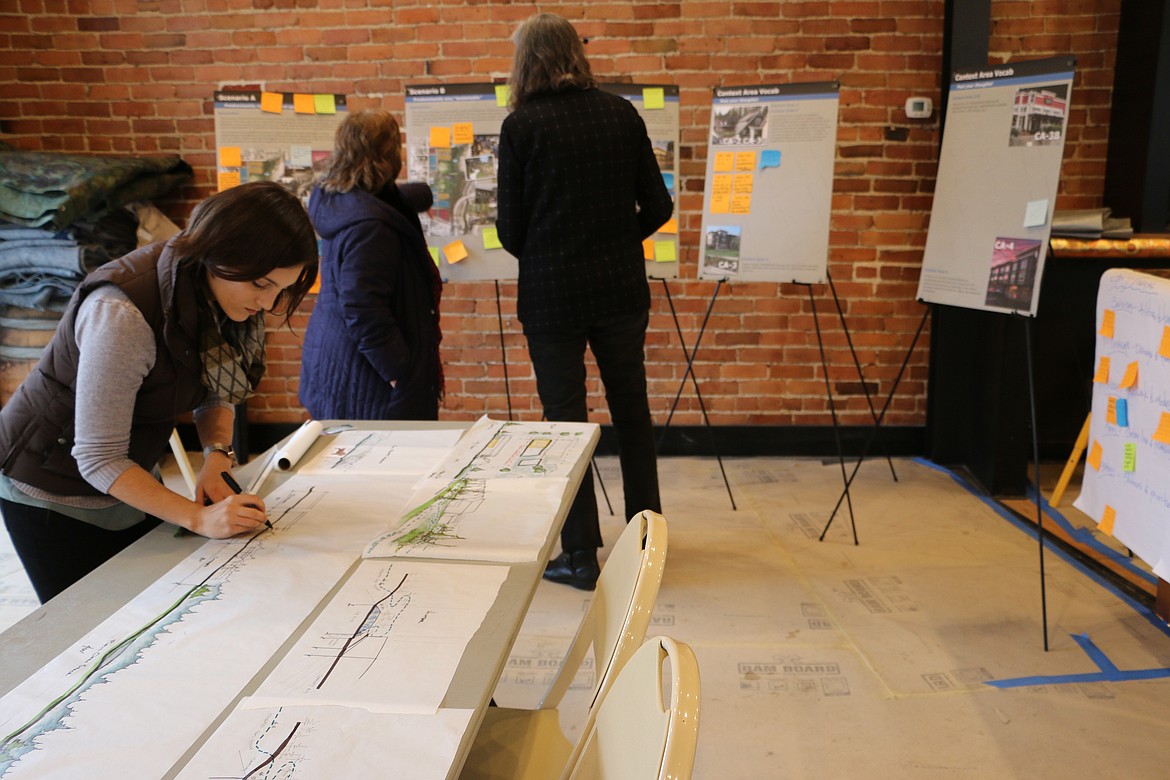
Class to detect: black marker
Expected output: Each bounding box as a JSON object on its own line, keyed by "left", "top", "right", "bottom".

{"left": 222, "top": 470, "right": 272, "bottom": 529}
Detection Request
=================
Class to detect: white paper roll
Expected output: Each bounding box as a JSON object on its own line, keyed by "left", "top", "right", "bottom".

{"left": 274, "top": 419, "right": 324, "bottom": 472}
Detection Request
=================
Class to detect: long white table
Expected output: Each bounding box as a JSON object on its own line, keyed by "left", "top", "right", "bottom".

{"left": 0, "top": 419, "right": 598, "bottom": 778}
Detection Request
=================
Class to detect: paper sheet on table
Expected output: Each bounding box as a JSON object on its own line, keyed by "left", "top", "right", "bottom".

{"left": 364, "top": 477, "right": 569, "bottom": 561}
{"left": 424, "top": 415, "right": 596, "bottom": 482}
{"left": 175, "top": 704, "right": 473, "bottom": 779}
{"left": 246, "top": 560, "right": 506, "bottom": 714}
{"left": 295, "top": 428, "right": 464, "bottom": 477}
{"left": 276, "top": 419, "right": 325, "bottom": 471}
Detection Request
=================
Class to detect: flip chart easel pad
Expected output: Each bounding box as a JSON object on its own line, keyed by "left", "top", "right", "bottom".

{"left": 917, "top": 57, "right": 1075, "bottom": 316}
{"left": 697, "top": 82, "right": 838, "bottom": 283}
{"left": 1073, "top": 269, "right": 1170, "bottom": 579}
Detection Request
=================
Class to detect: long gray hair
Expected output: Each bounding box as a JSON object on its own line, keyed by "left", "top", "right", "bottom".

{"left": 508, "top": 13, "right": 595, "bottom": 109}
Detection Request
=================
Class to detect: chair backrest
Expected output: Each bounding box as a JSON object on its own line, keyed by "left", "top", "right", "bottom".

{"left": 566, "top": 636, "right": 701, "bottom": 780}
{"left": 538, "top": 510, "right": 668, "bottom": 713}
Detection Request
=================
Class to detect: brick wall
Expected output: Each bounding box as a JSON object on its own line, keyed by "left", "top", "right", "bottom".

{"left": 0, "top": 0, "right": 1121, "bottom": 430}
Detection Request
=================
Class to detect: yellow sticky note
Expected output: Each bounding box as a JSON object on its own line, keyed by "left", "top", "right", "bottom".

{"left": 643, "top": 87, "right": 665, "bottom": 109}
{"left": 430, "top": 126, "right": 452, "bottom": 148}
{"left": 643, "top": 238, "right": 655, "bottom": 260}
{"left": 1093, "top": 356, "right": 1110, "bottom": 384}
{"left": 1120, "top": 361, "right": 1138, "bottom": 389}
{"left": 735, "top": 151, "right": 757, "bottom": 171}
{"left": 1087, "top": 439, "right": 1103, "bottom": 471}
{"left": 1159, "top": 325, "right": 1170, "bottom": 359}
{"left": 1098, "top": 505, "right": 1116, "bottom": 535}
{"left": 1106, "top": 396, "right": 1118, "bottom": 425}
{"left": 495, "top": 84, "right": 510, "bottom": 106}
{"left": 713, "top": 151, "right": 734, "bottom": 172}
{"left": 216, "top": 169, "right": 240, "bottom": 191}
{"left": 453, "top": 122, "right": 474, "bottom": 145}
{"left": 428, "top": 246, "right": 440, "bottom": 267}
{"left": 260, "top": 91, "right": 284, "bottom": 113}
{"left": 1123, "top": 442, "right": 1137, "bottom": 472}
{"left": 314, "top": 94, "right": 336, "bottom": 114}
{"left": 730, "top": 193, "right": 752, "bottom": 214}
{"left": 659, "top": 218, "right": 678, "bottom": 234}
{"left": 1154, "top": 411, "right": 1170, "bottom": 444}
{"left": 481, "top": 226, "right": 502, "bottom": 250}
{"left": 733, "top": 173, "right": 754, "bottom": 194}
{"left": 443, "top": 240, "right": 468, "bottom": 264}
{"left": 1099, "top": 309, "right": 1115, "bottom": 338}
{"left": 219, "top": 146, "right": 242, "bottom": 167}
{"left": 293, "top": 93, "right": 316, "bottom": 114}
{"left": 654, "top": 240, "right": 676, "bottom": 262}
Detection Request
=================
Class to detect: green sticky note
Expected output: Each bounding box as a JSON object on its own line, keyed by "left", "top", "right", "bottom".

{"left": 643, "top": 87, "right": 665, "bottom": 109}
{"left": 1123, "top": 443, "right": 1136, "bottom": 472}
{"left": 482, "top": 226, "right": 503, "bottom": 250}
{"left": 313, "top": 94, "right": 336, "bottom": 114}
{"left": 654, "top": 240, "right": 676, "bottom": 262}
{"left": 495, "top": 84, "right": 510, "bottom": 106}
{"left": 428, "top": 246, "right": 440, "bottom": 266}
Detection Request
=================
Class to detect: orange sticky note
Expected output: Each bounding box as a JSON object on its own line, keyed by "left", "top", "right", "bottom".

{"left": 1153, "top": 411, "right": 1170, "bottom": 444}
{"left": 734, "top": 151, "right": 757, "bottom": 171}
{"left": 1087, "top": 439, "right": 1103, "bottom": 471}
{"left": 443, "top": 240, "right": 468, "bottom": 264}
{"left": 1093, "top": 356, "right": 1110, "bottom": 384}
{"left": 1119, "top": 361, "right": 1139, "bottom": 389}
{"left": 1099, "top": 309, "right": 1115, "bottom": 338}
{"left": 293, "top": 93, "right": 315, "bottom": 114}
{"left": 219, "top": 146, "right": 242, "bottom": 167}
{"left": 713, "top": 151, "right": 734, "bottom": 172}
{"left": 730, "top": 193, "right": 752, "bottom": 214}
{"left": 1098, "top": 505, "right": 1116, "bottom": 535}
{"left": 1106, "top": 396, "right": 1118, "bottom": 425}
{"left": 452, "top": 122, "right": 474, "bottom": 145}
{"left": 216, "top": 169, "right": 240, "bottom": 191}
{"left": 659, "top": 218, "right": 678, "bottom": 234}
{"left": 430, "top": 126, "right": 452, "bottom": 148}
{"left": 733, "top": 173, "right": 754, "bottom": 194}
{"left": 1159, "top": 326, "right": 1170, "bottom": 359}
{"left": 643, "top": 238, "right": 654, "bottom": 260}
{"left": 260, "top": 92, "right": 284, "bottom": 113}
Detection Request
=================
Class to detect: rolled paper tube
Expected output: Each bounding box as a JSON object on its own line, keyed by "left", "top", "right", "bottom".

{"left": 274, "top": 419, "right": 324, "bottom": 471}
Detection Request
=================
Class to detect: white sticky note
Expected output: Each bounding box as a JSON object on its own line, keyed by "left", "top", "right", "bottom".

{"left": 289, "top": 145, "right": 313, "bottom": 168}
{"left": 1024, "top": 199, "right": 1048, "bottom": 228}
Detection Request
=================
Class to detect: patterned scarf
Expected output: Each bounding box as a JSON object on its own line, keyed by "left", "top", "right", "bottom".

{"left": 198, "top": 279, "right": 266, "bottom": 405}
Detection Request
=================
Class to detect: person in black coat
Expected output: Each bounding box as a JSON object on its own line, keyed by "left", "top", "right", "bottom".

{"left": 300, "top": 109, "right": 443, "bottom": 421}
{"left": 497, "top": 13, "right": 675, "bottom": 590}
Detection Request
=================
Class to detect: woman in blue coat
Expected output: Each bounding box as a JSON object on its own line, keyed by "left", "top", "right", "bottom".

{"left": 300, "top": 109, "right": 443, "bottom": 420}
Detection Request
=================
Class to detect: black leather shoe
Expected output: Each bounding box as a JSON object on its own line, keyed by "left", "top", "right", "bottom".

{"left": 543, "top": 549, "right": 600, "bottom": 591}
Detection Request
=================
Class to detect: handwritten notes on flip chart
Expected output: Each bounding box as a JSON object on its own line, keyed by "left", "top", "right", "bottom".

{"left": 1074, "top": 269, "right": 1170, "bottom": 579}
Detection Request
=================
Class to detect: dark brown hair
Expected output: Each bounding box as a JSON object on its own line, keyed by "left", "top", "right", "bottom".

{"left": 171, "top": 181, "right": 319, "bottom": 318}
{"left": 508, "top": 13, "right": 595, "bottom": 109}
{"left": 316, "top": 109, "right": 403, "bottom": 194}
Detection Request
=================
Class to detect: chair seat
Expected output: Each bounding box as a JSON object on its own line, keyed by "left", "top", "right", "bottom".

{"left": 460, "top": 707, "right": 573, "bottom": 780}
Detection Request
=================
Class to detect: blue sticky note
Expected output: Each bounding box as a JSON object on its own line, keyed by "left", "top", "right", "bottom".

{"left": 760, "top": 150, "right": 781, "bottom": 169}
{"left": 1116, "top": 398, "right": 1128, "bottom": 427}
{"left": 663, "top": 172, "right": 675, "bottom": 190}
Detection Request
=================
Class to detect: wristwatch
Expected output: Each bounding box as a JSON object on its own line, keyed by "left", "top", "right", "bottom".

{"left": 202, "top": 442, "right": 237, "bottom": 465}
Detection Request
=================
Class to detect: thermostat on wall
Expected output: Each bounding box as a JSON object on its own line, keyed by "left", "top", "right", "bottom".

{"left": 905, "top": 97, "right": 933, "bottom": 119}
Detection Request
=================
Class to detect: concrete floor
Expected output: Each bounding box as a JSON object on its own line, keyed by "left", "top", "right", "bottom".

{"left": 2, "top": 454, "right": 1168, "bottom": 777}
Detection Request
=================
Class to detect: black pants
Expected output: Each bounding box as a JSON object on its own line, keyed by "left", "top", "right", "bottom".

{"left": 525, "top": 310, "right": 661, "bottom": 552}
{"left": 0, "top": 498, "right": 160, "bottom": 604}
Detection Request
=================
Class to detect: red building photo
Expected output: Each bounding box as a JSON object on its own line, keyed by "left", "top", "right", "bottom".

{"left": 985, "top": 237, "right": 1042, "bottom": 310}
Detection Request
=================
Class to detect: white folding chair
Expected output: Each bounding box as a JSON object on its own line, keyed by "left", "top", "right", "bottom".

{"left": 568, "top": 635, "right": 701, "bottom": 780}
{"left": 460, "top": 510, "right": 669, "bottom": 780}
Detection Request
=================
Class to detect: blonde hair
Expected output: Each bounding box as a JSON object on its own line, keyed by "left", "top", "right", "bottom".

{"left": 508, "top": 13, "right": 594, "bottom": 109}
{"left": 317, "top": 109, "right": 402, "bottom": 194}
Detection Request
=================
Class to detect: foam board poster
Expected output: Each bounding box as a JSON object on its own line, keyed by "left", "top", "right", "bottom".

{"left": 697, "top": 81, "right": 838, "bottom": 284}
{"left": 212, "top": 90, "right": 348, "bottom": 198}
{"left": 1074, "top": 269, "right": 1170, "bottom": 580}
{"left": 404, "top": 82, "right": 680, "bottom": 282}
{"left": 917, "top": 56, "right": 1075, "bottom": 316}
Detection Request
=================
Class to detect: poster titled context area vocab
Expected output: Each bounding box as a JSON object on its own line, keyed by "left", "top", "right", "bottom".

{"left": 404, "top": 82, "right": 680, "bottom": 282}
{"left": 917, "top": 57, "right": 1075, "bottom": 316}
{"left": 698, "top": 82, "right": 839, "bottom": 284}
{"left": 212, "top": 90, "right": 348, "bottom": 197}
